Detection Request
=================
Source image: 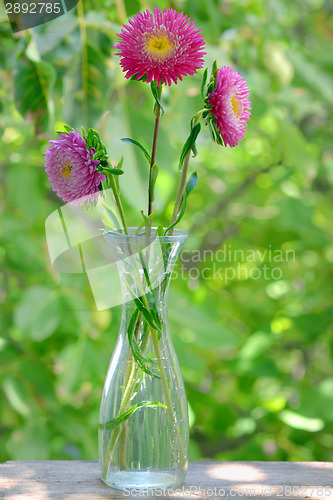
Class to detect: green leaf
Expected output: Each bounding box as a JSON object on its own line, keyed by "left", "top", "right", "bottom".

{"left": 2, "top": 377, "right": 30, "bottom": 417}
{"left": 179, "top": 123, "right": 201, "bottom": 172}
{"left": 164, "top": 172, "right": 199, "bottom": 235}
{"left": 14, "top": 54, "right": 56, "bottom": 133}
{"left": 14, "top": 286, "right": 62, "bottom": 341}
{"left": 103, "top": 168, "right": 124, "bottom": 176}
{"left": 99, "top": 401, "right": 166, "bottom": 431}
{"left": 157, "top": 225, "right": 164, "bottom": 237}
{"left": 185, "top": 171, "right": 198, "bottom": 196}
{"left": 135, "top": 209, "right": 157, "bottom": 235}
{"left": 127, "top": 309, "right": 158, "bottom": 378}
{"left": 138, "top": 250, "right": 152, "bottom": 289}
{"left": 64, "top": 125, "right": 74, "bottom": 133}
{"left": 150, "top": 81, "right": 164, "bottom": 115}
{"left": 87, "top": 127, "right": 96, "bottom": 147}
{"left": 92, "top": 150, "right": 105, "bottom": 160}
{"left": 164, "top": 195, "right": 186, "bottom": 236}
{"left": 201, "top": 68, "right": 208, "bottom": 100}
{"left": 116, "top": 156, "right": 124, "bottom": 170}
{"left": 121, "top": 138, "right": 152, "bottom": 164}
{"left": 212, "top": 59, "right": 218, "bottom": 76}
{"left": 103, "top": 205, "right": 122, "bottom": 231}
{"left": 129, "top": 73, "right": 148, "bottom": 83}
{"left": 279, "top": 410, "right": 324, "bottom": 432}
{"left": 132, "top": 296, "right": 160, "bottom": 332}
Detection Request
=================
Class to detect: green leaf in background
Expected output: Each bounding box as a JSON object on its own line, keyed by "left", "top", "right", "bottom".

{"left": 14, "top": 54, "right": 56, "bottom": 133}
{"left": 279, "top": 410, "right": 324, "bottom": 432}
{"left": 14, "top": 286, "right": 62, "bottom": 341}
{"left": 63, "top": 44, "right": 108, "bottom": 128}
{"left": 2, "top": 377, "right": 30, "bottom": 417}
{"left": 99, "top": 401, "right": 166, "bottom": 431}
{"left": 6, "top": 420, "right": 50, "bottom": 460}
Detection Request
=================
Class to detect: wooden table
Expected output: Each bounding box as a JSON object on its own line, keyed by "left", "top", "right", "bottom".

{"left": 1, "top": 461, "right": 332, "bottom": 499}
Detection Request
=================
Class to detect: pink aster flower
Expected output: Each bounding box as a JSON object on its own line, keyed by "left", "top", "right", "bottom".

{"left": 45, "top": 130, "right": 106, "bottom": 205}
{"left": 114, "top": 7, "right": 206, "bottom": 86}
{"left": 205, "top": 66, "right": 251, "bottom": 147}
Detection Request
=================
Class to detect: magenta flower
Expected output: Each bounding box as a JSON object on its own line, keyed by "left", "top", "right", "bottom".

{"left": 114, "top": 8, "right": 206, "bottom": 86}
{"left": 45, "top": 130, "right": 106, "bottom": 205}
{"left": 205, "top": 66, "right": 251, "bottom": 147}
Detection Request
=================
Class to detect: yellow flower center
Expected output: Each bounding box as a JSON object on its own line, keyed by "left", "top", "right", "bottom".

{"left": 144, "top": 33, "right": 174, "bottom": 60}
{"left": 231, "top": 95, "right": 241, "bottom": 118}
{"left": 61, "top": 163, "right": 72, "bottom": 179}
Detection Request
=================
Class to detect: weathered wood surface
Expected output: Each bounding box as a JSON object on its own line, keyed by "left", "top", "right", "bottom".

{"left": 0, "top": 461, "right": 332, "bottom": 500}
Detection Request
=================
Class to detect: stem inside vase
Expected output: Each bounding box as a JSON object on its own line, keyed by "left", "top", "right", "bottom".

{"left": 99, "top": 228, "right": 189, "bottom": 490}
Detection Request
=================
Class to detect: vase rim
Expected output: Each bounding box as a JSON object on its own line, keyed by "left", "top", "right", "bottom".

{"left": 103, "top": 227, "right": 189, "bottom": 242}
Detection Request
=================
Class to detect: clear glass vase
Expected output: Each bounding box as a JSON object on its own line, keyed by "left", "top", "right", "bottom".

{"left": 99, "top": 228, "right": 189, "bottom": 490}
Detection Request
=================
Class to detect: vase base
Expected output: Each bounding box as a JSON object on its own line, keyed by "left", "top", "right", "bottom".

{"left": 102, "top": 468, "right": 186, "bottom": 490}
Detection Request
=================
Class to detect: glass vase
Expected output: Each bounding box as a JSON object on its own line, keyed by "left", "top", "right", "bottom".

{"left": 99, "top": 228, "right": 189, "bottom": 490}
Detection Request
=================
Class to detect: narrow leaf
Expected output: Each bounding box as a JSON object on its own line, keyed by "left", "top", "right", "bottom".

{"left": 116, "top": 156, "right": 124, "bottom": 170}
{"left": 99, "top": 401, "right": 166, "bottom": 431}
{"left": 178, "top": 123, "right": 201, "bottom": 172}
{"left": 201, "top": 68, "right": 208, "bottom": 100}
{"left": 127, "top": 309, "right": 158, "bottom": 378}
{"left": 135, "top": 209, "right": 157, "bottom": 235}
{"left": 133, "top": 297, "right": 159, "bottom": 331}
{"left": 105, "top": 168, "right": 124, "bottom": 176}
{"left": 164, "top": 195, "right": 186, "bottom": 235}
{"left": 185, "top": 171, "right": 198, "bottom": 196}
{"left": 164, "top": 173, "right": 199, "bottom": 235}
{"left": 103, "top": 206, "right": 122, "bottom": 231}
{"left": 139, "top": 250, "right": 152, "bottom": 289}
{"left": 150, "top": 81, "right": 164, "bottom": 115}
{"left": 121, "top": 138, "right": 151, "bottom": 163}
{"left": 212, "top": 59, "right": 218, "bottom": 75}
{"left": 130, "top": 73, "right": 148, "bottom": 83}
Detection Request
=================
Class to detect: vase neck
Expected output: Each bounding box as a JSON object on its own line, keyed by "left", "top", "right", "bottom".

{"left": 103, "top": 229, "right": 188, "bottom": 310}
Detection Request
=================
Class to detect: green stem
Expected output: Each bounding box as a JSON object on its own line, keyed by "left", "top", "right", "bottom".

{"left": 169, "top": 150, "right": 191, "bottom": 235}
{"left": 103, "top": 311, "right": 149, "bottom": 478}
{"left": 102, "top": 356, "right": 137, "bottom": 480}
{"left": 107, "top": 173, "right": 128, "bottom": 235}
{"left": 150, "top": 329, "right": 175, "bottom": 427}
{"left": 148, "top": 105, "right": 161, "bottom": 217}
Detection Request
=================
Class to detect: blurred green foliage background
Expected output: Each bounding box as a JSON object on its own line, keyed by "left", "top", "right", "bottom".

{"left": 1, "top": 0, "right": 333, "bottom": 463}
